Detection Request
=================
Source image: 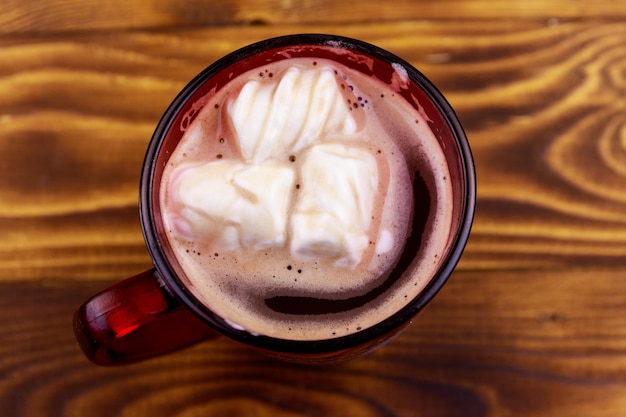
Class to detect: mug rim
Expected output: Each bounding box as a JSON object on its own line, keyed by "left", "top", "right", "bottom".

{"left": 140, "top": 33, "right": 475, "bottom": 356}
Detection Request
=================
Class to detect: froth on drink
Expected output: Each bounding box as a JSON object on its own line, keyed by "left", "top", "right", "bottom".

{"left": 160, "top": 56, "right": 453, "bottom": 341}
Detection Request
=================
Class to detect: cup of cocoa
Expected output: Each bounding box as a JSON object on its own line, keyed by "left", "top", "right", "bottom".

{"left": 73, "top": 34, "right": 475, "bottom": 365}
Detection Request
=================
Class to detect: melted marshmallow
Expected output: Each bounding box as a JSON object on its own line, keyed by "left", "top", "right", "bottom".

{"left": 170, "top": 160, "right": 295, "bottom": 250}
{"left": 228, "top": 66, "right": 357, "bottom": 163}
{"left": 170, "top": 65, "right": 380, "bottom": 266}
{"left": 290, "top": 143, "right": 379, "bottom": 267}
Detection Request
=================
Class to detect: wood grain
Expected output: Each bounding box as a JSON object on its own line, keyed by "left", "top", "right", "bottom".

{"left": 2, "top": 2, "right": 626, "bottom": 414}
{"left": 1, "top": 0, "right": 626, "bottom": 34}
{"left": 1, "top": 268, "right": 624, "bottom": 417}
{"left": 1, "top": 20, "right": 625, "bottom": 281}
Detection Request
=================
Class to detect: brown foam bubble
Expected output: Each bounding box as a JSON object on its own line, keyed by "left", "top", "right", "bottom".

{"left": 159, "top": 57, "right": 452, "bottom": 341}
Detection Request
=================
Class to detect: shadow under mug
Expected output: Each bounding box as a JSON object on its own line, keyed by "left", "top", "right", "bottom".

{"left": 73, "top": 34, "right": 476, "bottom": 366}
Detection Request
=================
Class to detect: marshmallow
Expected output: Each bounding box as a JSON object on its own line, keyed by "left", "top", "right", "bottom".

{"left": 170, "top": 160, "right": 295, "bottom": 250}
{"left": 170, "top": 66, "right": 380, "bottom": 267}
{"left": 229, "top": 66, "right": 357, "bottom": 163}
{"left": 290, "top": 143, "right": 379, "bottom": 267}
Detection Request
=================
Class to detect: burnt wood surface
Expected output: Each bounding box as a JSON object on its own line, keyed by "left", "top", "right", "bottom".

{"left": 1, "top": 1, "right": 625, "bottom": 416}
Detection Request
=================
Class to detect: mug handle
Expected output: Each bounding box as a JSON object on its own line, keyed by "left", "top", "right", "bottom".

{"left": 73, "top": 269, "right": 218, "bottom": 366}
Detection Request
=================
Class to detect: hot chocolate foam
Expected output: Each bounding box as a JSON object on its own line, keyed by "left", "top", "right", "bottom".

{"left": 159, "top": 56, "right": 452, "bottom": 341}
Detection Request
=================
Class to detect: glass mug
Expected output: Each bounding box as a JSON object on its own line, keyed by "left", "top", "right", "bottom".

{"left": 73, "top": 34, "right": 475, "bottom": 365}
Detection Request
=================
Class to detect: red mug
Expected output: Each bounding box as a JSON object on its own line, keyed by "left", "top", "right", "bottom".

{"left": 73, "top": 34, "right": 475, "bottom": 365}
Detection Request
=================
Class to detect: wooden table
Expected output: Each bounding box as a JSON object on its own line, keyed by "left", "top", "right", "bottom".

{"left": 1, "top": 1, "right": 625, "bottom": 416}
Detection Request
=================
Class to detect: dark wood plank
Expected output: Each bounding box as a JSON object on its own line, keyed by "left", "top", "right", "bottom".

{"left": 1, "top": 0, "right": 625, "bottom": 34}
{"left": 1, "top": 21, "right": 625, "bottom": 281}
{"left": 1, "top": 268, "right": 625, "bottom": 417}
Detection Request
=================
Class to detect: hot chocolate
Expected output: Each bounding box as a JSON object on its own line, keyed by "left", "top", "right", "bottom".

{"left": 159, "top": 53, "right": 452, "bottom": 341}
